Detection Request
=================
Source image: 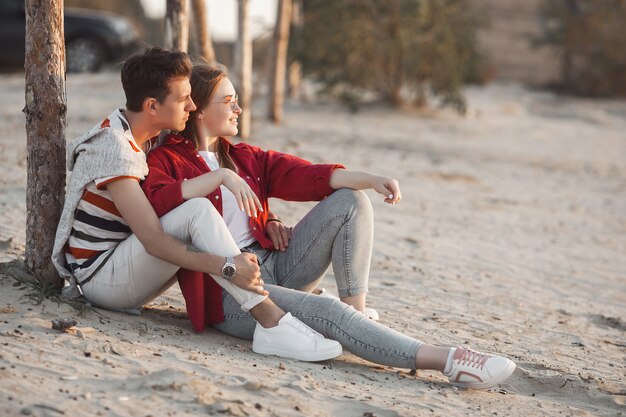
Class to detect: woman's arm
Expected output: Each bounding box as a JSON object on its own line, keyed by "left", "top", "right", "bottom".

{"left": 181, "top": 168, "right": 263, "bottom": 217}
{"left": 329, "top": 170, "right": 402, "bottom": 204}
{"left": 143, "top": 150, "right": 262, "bottom": 217}
{"left": 180, "top": 170, "right": 223, "bottom": 200}
{"left": 108, "top": 178, "right": 266, "bottom": 295}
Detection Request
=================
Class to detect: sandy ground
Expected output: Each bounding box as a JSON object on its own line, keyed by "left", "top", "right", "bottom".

{"left": 0, "top": 71, "right": 625, "bottom": 417}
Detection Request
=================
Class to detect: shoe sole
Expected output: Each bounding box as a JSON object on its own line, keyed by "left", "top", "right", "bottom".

{"left": 450, "top": 361, "right": 517, "bottom": 390}
{"left": 252, "top": 343, "right": 342, "bottom": 362}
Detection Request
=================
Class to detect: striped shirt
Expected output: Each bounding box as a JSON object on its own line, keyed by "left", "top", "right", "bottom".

{"left": 65, "top": 111, "right": 144, "bottom": 283}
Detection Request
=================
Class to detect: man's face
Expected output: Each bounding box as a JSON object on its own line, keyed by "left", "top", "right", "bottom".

{"left": 155, "top": 76, "right": 196, "bottom": 132}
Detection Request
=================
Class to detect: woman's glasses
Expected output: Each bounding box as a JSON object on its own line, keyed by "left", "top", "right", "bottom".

{"left": 209, "top": 95, "right": 240, "bottom": 111}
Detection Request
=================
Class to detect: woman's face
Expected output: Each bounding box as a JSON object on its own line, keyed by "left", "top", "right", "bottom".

{"left": 198, "top": 77, "right": 241, "bottom": 138}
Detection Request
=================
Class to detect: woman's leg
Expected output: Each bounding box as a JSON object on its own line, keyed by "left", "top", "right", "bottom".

{"left": 82, "top": 198, "right": 267, "bottom": 311}
{"left": 265, "top": 188, "right": 374, "bottom": 311}
{"left": 215, "top": 284, "right": 421, "bottom": 369}
{"left": 215, "top": 284, "right": 517, "bottom": 389}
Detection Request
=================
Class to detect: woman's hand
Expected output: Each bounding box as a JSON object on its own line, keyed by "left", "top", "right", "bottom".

{"left": 231, "top": 252, "right": 268, "bottom": 295}
{"left": 219, "top": 168, "right": 263, "bottom": 217}
{"left": 265, "top": 217, "right": 292, "bottom": 251}
{"left": 370, "top": 175, "right": 402, "bottom": 205}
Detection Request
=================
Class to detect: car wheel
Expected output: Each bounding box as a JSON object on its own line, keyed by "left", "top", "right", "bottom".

{"left": 66, "top": 37, "right": 105, "bottom": 73}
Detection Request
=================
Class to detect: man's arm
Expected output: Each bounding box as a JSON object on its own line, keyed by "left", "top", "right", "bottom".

{"left": 108, "top": 178, "right": 266, "bottom": 295}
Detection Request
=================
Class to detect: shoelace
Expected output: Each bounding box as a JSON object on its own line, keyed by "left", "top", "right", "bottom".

{"left": 455, "top": 348, "right": 490, "bottom": 370}
{"left": 290, "top": 318, "right": 324, "bottom": 339}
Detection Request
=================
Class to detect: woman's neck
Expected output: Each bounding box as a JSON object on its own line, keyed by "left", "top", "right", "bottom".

{"left": 194, "top": 121, "right": 219, "bottom": 152}
{"left": 198, "top": 135, "right": 219, "bottom": 152}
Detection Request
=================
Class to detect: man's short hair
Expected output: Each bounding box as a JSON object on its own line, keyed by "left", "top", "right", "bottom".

{"left": 121, "top": 47, "right": 192, "bottom": 112}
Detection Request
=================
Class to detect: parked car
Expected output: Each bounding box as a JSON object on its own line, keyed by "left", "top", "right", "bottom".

{"left": 0, "top": 0, "right": 140, "bottom": 72}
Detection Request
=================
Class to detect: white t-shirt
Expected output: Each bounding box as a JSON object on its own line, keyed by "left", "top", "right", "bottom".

{"left": 198, "top": 151, "right": 256, "bottom": 249}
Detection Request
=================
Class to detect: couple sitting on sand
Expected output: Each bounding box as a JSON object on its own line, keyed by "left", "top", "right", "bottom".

{"left": 52, "top": 47, "right": 515, "bottom": 389}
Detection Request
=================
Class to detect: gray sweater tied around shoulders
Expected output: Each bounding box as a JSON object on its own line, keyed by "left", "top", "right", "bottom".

{"left": 52, "top": 111, "right": 148, "bottom": 298}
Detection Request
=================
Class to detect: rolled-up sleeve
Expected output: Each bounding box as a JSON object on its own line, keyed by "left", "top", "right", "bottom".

{"left": 262, "top": 149, "right": 345, "bottom": 201}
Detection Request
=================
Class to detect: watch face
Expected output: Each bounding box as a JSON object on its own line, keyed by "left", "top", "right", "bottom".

{"left": 223, "top": 265, "right": 236, "bottom": 279}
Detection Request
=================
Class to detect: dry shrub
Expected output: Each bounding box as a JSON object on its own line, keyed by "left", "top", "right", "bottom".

{"left": 540, "top": 0, "right": 626, "bottom": 97}
{"left": 290, "top": 0, "right": 487, "bottom": 113}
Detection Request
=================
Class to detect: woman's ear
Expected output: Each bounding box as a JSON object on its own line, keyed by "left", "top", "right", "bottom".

{"left": 196, "top": 110, "right": 204, "bottom": 120}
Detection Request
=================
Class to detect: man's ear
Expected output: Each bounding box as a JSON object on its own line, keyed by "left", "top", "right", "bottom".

{"left": 143, "top": 97, "right": 158, "bottom": 115}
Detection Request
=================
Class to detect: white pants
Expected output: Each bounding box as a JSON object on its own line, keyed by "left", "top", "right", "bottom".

{"left": 80, "top": 198, "right": 267, "bottom": 313}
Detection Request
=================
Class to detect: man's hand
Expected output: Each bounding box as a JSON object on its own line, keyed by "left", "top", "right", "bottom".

{"left": 231, "top": 252, "right": 267, "bottom": 295}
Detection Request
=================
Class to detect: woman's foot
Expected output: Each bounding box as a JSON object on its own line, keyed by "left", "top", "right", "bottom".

{"left": 252, "top": 313, "right": 342, "bottom": 362}
{"left": 317, "top": 288, "right": 380, "bottom": 321}
{"left": 443, "top": 347, "right": 516, "bottom": 389}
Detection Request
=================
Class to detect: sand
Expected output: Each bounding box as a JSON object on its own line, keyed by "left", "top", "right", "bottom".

{"left": 0, "top": 72, "right": 624, "bottom": 416}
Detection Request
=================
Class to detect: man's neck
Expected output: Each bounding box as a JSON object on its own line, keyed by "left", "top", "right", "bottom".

{"left": 123, "top": 109, "right": 160, "bottom": 145}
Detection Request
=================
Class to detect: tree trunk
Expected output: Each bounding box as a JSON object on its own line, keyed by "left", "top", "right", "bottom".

{"left": 191, "top": 0, "right": 216, "bottom": 63}
{"left": 233, "top": 0, "right": 252, "bottom": 139}
{"left": 23, "top": 0, "right": 66, "bottom": 287}
{"left": 165, "top": 0, "right": 189, "bottom": 52}
{"left": 269, "top": 0, "right": 293, "bottom": 124}
{"left": 287, "top": 0, "right": 302, "bottom": 99}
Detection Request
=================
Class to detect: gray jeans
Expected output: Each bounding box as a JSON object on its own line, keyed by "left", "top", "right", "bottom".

{"left": 213, "top": 189, "right": 422, "bottom": 369}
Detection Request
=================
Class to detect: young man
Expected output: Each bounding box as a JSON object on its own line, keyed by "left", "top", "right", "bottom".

{"left": 51, "top": 47, "right": 342, "bottom": 362}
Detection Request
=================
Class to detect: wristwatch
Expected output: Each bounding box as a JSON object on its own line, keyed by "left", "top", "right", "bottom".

{"left": 221, "top": 256, "right": 236, "bottom": 280}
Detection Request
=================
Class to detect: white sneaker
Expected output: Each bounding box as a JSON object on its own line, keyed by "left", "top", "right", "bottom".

{"left": 318, "top": 288, "right": 380, "bottom": 321}
{"left": 444, "top": 347, "right": 516, "bottom": 389}
{"left": 252, "top": 313, "right": 342, "bottom": 362}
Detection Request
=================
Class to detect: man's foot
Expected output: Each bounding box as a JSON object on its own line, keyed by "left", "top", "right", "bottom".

{"left": 252, "top": 313, "right": 342, "bottom": 362}
{"left": 317, "top": 288, "right": 380, "bottom": 321}
{"left": 444, "top": 347, "right": 516, "bottom": 389}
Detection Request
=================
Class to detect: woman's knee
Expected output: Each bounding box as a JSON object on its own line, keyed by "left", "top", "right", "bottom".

{"left": 330, "top": 188, "right": 373, "bottom": 219}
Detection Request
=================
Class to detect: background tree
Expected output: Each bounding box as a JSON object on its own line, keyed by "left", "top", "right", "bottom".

{"left": 233, "top": 0, "right": 252, "bottom": 139}
{"left": 165, "top": 0, "right": 189, "bottom": 51}
{"left": 23, "top": 0, "right": 66, "bottom": 287}
{"left": 291, "top": 0, "right": 485, "bottom": 113}
{"left": 191, "top": 0, "right": 216, "bottom": 63}
{"left": 268, "top": 0, "right": 293, "bottom": 123}
{"left": 287, "top": 0, "right": 303, "bottom": 100}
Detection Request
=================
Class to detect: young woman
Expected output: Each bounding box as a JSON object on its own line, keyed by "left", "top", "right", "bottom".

{"left": 140, "top": 63, "right": 517, "bottom": 389}
{"left": 52, "top": 47, "right": 343, "bottom": 363}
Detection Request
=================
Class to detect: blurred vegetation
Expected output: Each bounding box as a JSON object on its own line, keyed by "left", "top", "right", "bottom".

{"left": 539, "top": 0, "right": 626, "bottom": 97}
{"left": 290, "top": 0, "right": 487, "bottom": 113}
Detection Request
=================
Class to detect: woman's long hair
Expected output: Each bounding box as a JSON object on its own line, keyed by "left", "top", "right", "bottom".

{"left": 179, "top": 62, "right": 238, "bottom": 172}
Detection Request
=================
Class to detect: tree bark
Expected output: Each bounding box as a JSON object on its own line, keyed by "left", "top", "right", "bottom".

{"left": 23, "top": 0, "right": 66, "bottom": 287}
{"left": 165, "top": 0, "right": 189, "bottom": 52}
{"left": 233, "top": 0, "right": 252, "bottom": 139}
{"left": 191, "top": 0, "right": 216, "bottom": 63}
{"left": 269, "top": 0, "right": 293, "bottom": 124}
